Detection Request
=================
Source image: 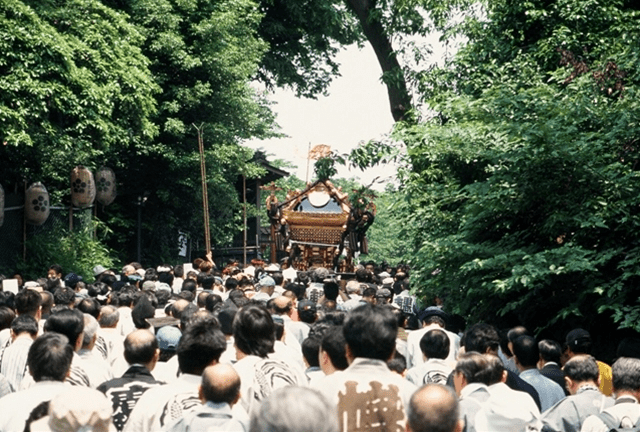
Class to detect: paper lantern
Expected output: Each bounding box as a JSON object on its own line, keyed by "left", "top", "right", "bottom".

{"left": 25, "top": 182, "right": 50, "bottom": 225}
{"left": 95, "top": 166, "right": 116, "bottom": 206}
{"left": 71, "top": 165, "right": 96, "bottom": 208}
{"left": 0, "top": 183, "right": 4, "bottom": 227}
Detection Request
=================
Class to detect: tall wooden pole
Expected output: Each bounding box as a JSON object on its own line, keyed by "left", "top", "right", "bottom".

{"left": 194, "top": 124, "right": 211, "bottom": 254}
{"left": 243, "top": 174, "right": 247, "bottom": 267}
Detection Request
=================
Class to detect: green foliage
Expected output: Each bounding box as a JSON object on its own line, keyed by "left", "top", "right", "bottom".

{"left": 16, "top": 215, "right": 118, "bottom": 281}
{"left": 398, "top": 0, "right": 640, "bottom": 332}
{"left": 364, "top": 184, "right": 413, "bottom": 265}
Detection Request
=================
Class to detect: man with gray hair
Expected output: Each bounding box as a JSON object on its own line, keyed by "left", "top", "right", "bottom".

{"left": 407, "top": 384, "right": 463, "bottom": 432}
{"left": 98, "top": 305, "right": 124, "bottom": 369}
{"left": 581, "top": 357, "right": 640, "bottom": 431}
{"left": 542, "top": 355, "right": 613, "bottom": 432}
{"left": 79, "top": 313, "right": 112, "bottom": 387}
{"left": 249, "top": 386, "right": 338, "bottom": 432}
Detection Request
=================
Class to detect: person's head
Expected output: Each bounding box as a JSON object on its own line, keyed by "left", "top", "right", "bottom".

{"left": 483, "top": 354, "right": 506, "bottom": 385}
{"left": 181, "top": 279, "right": 197, "bottom": 295}
{"left": 249, "top": 386, "right": 338, "bottom": 432}
{"left": 564, "top": 328, "right": 592, "bottom": 356}
{"left": 322, "top": 280, "right": 340, "bottom": 302}
{"left": 77, "top": 298, "right": 101, "bottom": 319}
{"left": 612, "top": 357, "right": 640, "bottom": 395}
{"left": 156, "top": 325, "right": 182, "bottom": 361}
{"left": 0, "top": 306, "right": 15, "bottom": 331}
{"left": 48, "top": 264, "right": 63, "bottom": 280}
{"left": 233, "top": 304, "right": 275, "bottom": 358}
{"left": 312, "top": 267, "right": 331, "bottom": 283}
{"left": 298, "top": 300, "right": 317, "bottom": 324}
{"left": 40, "top": 291, "right": 54, "bottom": 316}
{"left": 199, "top": 363, "right": 241, "bottom": 406}
{"left": 201, "top": 273, "right": 216, "bottom": 291}
{"left": 302, "top": 336, "right": 321, "bottom": 368}
{"left": 124, "top": 329, "right": 159, "bottom": 367}
{"left": 82, "top": 314, "right": 99, "bottom": 348}
{"left": 11, "top": 314, "right": 38, "bottom": 339}
{"left": 407, "top": 384, "right": 463, "bottom": 432}
{"left": 453, "top": 351, "right": 493, "bottom": 395}
{"left": 44, "top": 308, "right": 85, "bottom": 350}
{"left": 463, "top": 323, "right": 500, "bottom": 354}
{"left": 53, "top": 287, "right": 76, "bottom": 308}
{"left": 563, "top": 355, "right": 599, "bottom": 394}
{"left": 28, "top": 332, "right": 74, "bottom": 382}
{"left": 538, "top": 339, "right": 562, "bottom": 365}
{"left": 273, "top": 296, "right": 293, "bottom": 316}
{"left": 512, "top": 335, "right": 539, "bottom": 369}
{"left": 617, "top": 338, "right": 640, "bottom": 359}
{"left": 343, "top": 303, "right": 396, "bottom": 362}
{"left": 217, "top": 308, "right": 237, "bottom": 336}
{"left": 225, "top": 277, "right": 239, "bottom": 291}
{"left": 320, "top": 326, "right": 349, "bottom": 374}
{"left": 420, "top": 329, "right": 450, "bottom": 360}
{"left": 177, "top": 314, "right": 226, "bottom": 375}
{"left": 98, "top": 305, "right": 119, "bottom": 328}
{"left": 205, "top": 293, "right": 223, "bottom": 313}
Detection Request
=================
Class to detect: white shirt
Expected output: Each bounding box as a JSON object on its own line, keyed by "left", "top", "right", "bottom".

{"left": 406, "top": 323, "right": 460, "bottom": 369}
{"left": 0, "top": 381, "right": 69, "bottom": 432}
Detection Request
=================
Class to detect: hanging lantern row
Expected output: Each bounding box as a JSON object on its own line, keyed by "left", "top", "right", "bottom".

{"left": 16, "top": 166, "right": 117, "bottom": 226}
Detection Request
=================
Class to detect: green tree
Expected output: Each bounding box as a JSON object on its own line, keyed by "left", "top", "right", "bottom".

{"left": 397, "top": 0, "right": 640, "bottom": 333}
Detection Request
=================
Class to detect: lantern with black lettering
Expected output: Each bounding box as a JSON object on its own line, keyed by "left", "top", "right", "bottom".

{"left": 25, "top": 182, "right": 50, "bottom": 225}
{"left": 71, "top": 166, "right": 96, "bottom": 208}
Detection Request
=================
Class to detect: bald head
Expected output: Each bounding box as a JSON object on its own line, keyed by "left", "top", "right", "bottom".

{"left": 200, "top": 363, "right": 241, "bottom": 405}
{"left": 124, "top": 329, "right": 158, "bottom": 367}
{"left": 407, "top": 384, "right": 463, "bottom": 432}
{"left": 171, "top": 299, "right": 191, "bottom": 318}
{"left": 273, "top": 296, "right": 293, "bottom": 316}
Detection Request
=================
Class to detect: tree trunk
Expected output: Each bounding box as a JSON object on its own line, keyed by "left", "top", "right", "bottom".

{"left": 345, "top": 0, "right": 412, "bottom": 122}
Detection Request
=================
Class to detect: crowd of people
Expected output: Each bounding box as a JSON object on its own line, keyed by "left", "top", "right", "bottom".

{"left": 0, "top": 257, "right": 639, "bottom": 432}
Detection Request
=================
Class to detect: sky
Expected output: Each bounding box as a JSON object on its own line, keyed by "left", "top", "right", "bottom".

{"left": 243, "top": 44, "right": 398, "bottom": 190}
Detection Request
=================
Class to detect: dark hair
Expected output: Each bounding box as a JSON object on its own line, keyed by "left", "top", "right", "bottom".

{"left": 0, "top": 306, "right": 16, "bottom": 331}
{"left": 612, "top": 357, "right": 640, "bottom": 392}
{"left": 538, "top": 339, "right": 562, "bottom": 364}
{"left": 201, "top": 274, "right": 215, "bottom": 291}
{"left": 45, "top": 278, "right": 62, "bottom": 292}
{"left": 355, "top": 268, "right": 369, "bottom": 283}
{"left": 0, "top": 291, "right": 16, "bottom": 311}
{"left": 182, "top": 279, "right": 197, "bottom": 294}
{"left": 321, "top": 328, "right": 348, "bottom": 371}
{"left": 179, "top": 303, "right": 200, "bottom": 330}
{"left": 118, "top": 287, "right": 136, "bottom": 307}
{"left": 77, "top": 298, "right": 101, "bottom": 319}
{"left": 201, "top": 366, "right": 241, "bottom": 404}
{"left": 11, "top": 314, "right": 38, "bottom": 336}
{"left": 463, "top": 323, "right": 500, "bottom": 354}
{"left": 323, "top": 280, "right": 340, "bottom": 301}
{"left": 174, "top": 265, "right": 184, "bottom": 278}
{"left": 205, "top": 294, "right": 223, "bottom": 313}
{"left": 124, "top": 331, "right": 158, "bottom": 365}
{"left": 49, "top": 264, "right": 63, "bottom": 276}
{"left": 233, "top": 304, "right": 275, "bottom": 358}
{"left": 563, "top": 355, "right": 599, "bottom": 382}
{"left": 484, "top": 354, "right": 505, "bottom": 385}
{"left": 420, "top": 329, "right": 450, "bottom": 360}
{"left": 53, "top": 287, "right": 75, "bottom": 307}
{"left": 225, "top": 278, "right": 239, "bottom": 291}
{"left": 15, "top": 289, "right": 42, "bottom": 315}
{"left": 343, "top": 303, "right": 397, "bottom": 361}
{"left": 217, "top": 308, "right": 237, "bottom": 336}
{"left": 28, "top": 333, "right": 74, "bottom": 382}
{"left": 388, "top": 355, "right": 406, "bottom": 374}
{"left": 177, "top": 315, "right": 226, "bottom": 375}
{"left": 512, "top": 335, "right": 539, "bottom": 368}
{"left": 44, "top": 308, "right": 84, "bottom": 347}
{"left": 132, "top": 295, "right": 155, "bottom": 330}
{"left": 144, "top": 268, "right": 158, "bottom": 281}
{"left": 100, "top": 273, "right": 118, "bottom": 288}
{"left": 454, "top": 351, "right": 494, "bottom": 385}
{"left": 617, "top": 338, "right": 640, "bottom": 360}
{"left": 158, "top": 271, "right": 174, "bottom": 286}
{"left": 302, "top": 337, "right": 321, "bottom": 368}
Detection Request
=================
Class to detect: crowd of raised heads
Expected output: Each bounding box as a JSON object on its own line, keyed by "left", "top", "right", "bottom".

{"left": 1, "top": 257, "right": 640, "bottom": 432}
